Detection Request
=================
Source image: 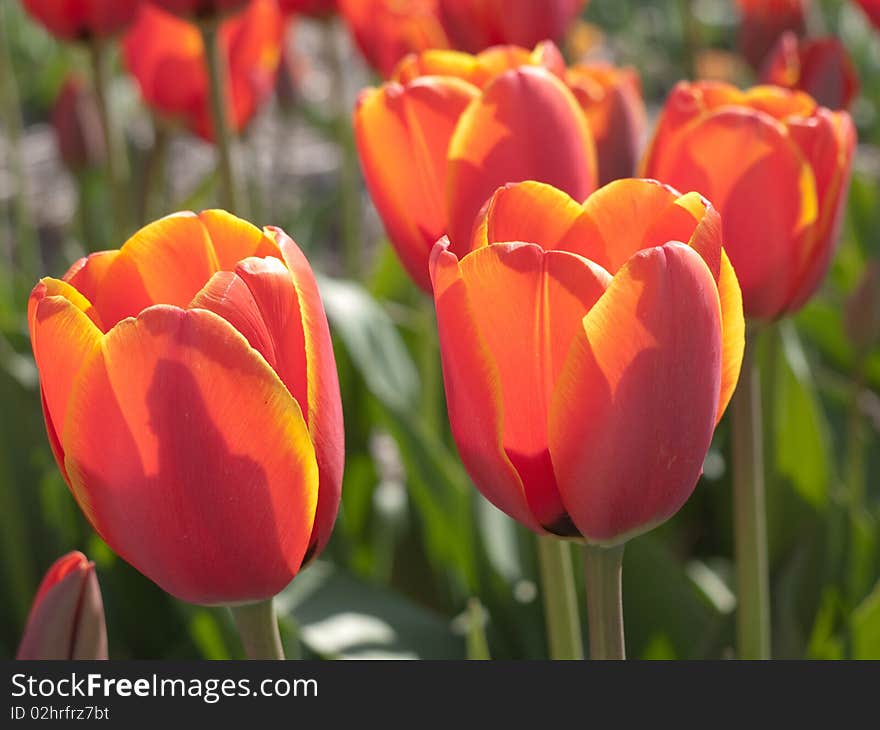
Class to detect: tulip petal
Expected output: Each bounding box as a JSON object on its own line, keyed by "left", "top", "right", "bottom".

{"left": 270, "top": 228, "right": 345, "bottom": 558}
{"left": 355, "top": 77, "right": 479, "bottom": 291}
{"left": 198, "top": 209, "right": 282, "bottom": 270}
{"left": 95, "top": 213, "right": 220, "bottom": 328}
{"left": 63, "top": 251, "right": 119, "bottom": 327}
{"left": 61, "top": 306, "right": 318, "bottom": 605}
{"left": 446, "top": 66, "right": 596, "bottom": 252}
{"left": 549, "top": 243, "right": 722, "bottom": 543}
{"left": 28, "top": 279, "right": 103, "bottom": 478}
{"left": 435, "top": 240, "right": 610, "bottom": 532}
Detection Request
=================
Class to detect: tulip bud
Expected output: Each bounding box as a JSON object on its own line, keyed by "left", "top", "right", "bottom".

{"left": 845, "top": 261, "right": 880, "bottom": 355}
{"left": 566, "top": 63, "right": 646, "bottom": 185}
{"left": 278, "top": 0, "right": 337, "bottom": 16}
{"left": 762, "top": 32, "right": 859, "bottom": 110}
{"left": 17, "top": 552, "right": 108, "bottom": 660}
{"left": 21, "top": 0, "right": 141, "bottom": 41}
{"left": 736, "top": 0, "right": 807, "bottom": 70}
{"left": 52, "top": 76, "right": 107, "bottom": 172}
{"left": 855, "top": 0, "right": 880, "bottom": 30}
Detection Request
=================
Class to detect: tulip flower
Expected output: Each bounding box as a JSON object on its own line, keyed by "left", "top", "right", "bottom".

{"left": 737, "top": 0, "right": 807, "bottom": 70}
{"left": 437, "top": 0, "right": 589, "bottom": 53}
{"left": 855, "top": 0, "right": 880, "bottom": 28}
{"left": 642, "top": 81, "right": 855, "bottom": 321}
{"left": 21, "top": 0, "right": 141, "bottom": 41}
{"left": 52, "top": 76, "right": 106, "bottom": 172}
{"left": 148, "top": 0, "right": 251, "bottom": 20}
{"left": 28, "top": 211, "right": 343, "bottom": 609}
{"left": 123, "top": 1, "right": 282, "bottom": 143}
{"left": 338, "top": 0, "right": 452, "bottom": 78}
{"left": 433, "top": 178, "right": 742, "bottom": 541}
{"left": 566, "top": 63, "right": 645, "bottom": 185}
{"left": 17, "top": 552, "right": 108, "bottom": 660}
{"left": 432, "top": 178, "right": 743, "bottom": 658}
{"left": 355, "top": 42, "right": 597, "bottom": 291}
{"left": 762, "top": 32, "right": 859, "bottom": 110}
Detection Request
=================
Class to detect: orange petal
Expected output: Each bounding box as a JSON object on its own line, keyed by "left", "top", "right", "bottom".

{"left": 434, "top": 240, "right": 610, "bottom": 533}
{"left": 198, "top": 209, "right": 282, "bottom": 270}
{"left": 446, "top": 66, "right": 597, "bottom": 252}
{"left": 355, "top": 77, "right": 479, "bottom": 291}
{"left": 28, "top": 279, "right": 103, "bottom": 479}
{"left": 549, "top": 243, "right": 722, "bottom": 543}
{"left": 63, "top": 250, "right": 118, "bottom": 327}
{"left": 95, "top": 212, "right": 220, "bottom": 328}
{"left": 644, "top": 104, "right": 818, "bottom": 319}
{"left": 269, "top": 227, "right": 344, "bottom": 559}
{"left": 61, "top": 306, "right": 318, "bottom": 605}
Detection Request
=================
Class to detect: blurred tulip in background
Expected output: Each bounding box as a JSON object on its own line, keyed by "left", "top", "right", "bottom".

{"left": 21, "top": 0, "right": 141, "bottom": 40}
{"left": 737, "top": 0, "right": 808, "bottom": 70}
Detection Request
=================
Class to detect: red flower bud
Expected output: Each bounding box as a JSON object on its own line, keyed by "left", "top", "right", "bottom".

{"left": 52, "top": 76, "right": 106, "bottom": 172}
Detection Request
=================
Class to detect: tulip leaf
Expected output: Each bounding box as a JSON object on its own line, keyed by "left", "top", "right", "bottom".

{"left": 276, "top": 561, "right": 465, "bottom": 659}
{"left": 317, "top": 276, "right": 420, "bottom": 414}
{"left": 772, "top": 323, "right": 832, "bottom": 510}
{"left": 852, "top": 582, "right": 880, "bottom": 660}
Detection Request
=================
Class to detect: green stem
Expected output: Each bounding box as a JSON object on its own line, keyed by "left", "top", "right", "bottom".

{"left": 327, "top": 19, "right": 361, "bottom": 279}
{"left": 229, "top": 599, "right": 284, "bottom": 660}
{"left": 89, "top": 38, "right": 130, "bottom": 242}
{"left": 138, "top": 120, "right": 169, "bottom": 225}
{"left": 731, "top": 338, "right": 771, "bottom": 659}
{"left": 583, "top": 543, "right": 625, "bottom": 660}
{"left": 536, "top": 536, "right": 583, "bottom": 660}
{"left": 465, "top": 598, "right": 491, "bottom": 660}
{"left": 678, "top": 0, "right": 700, "bottom": 79}
{"left": 201, "top": 20, "right": 243, "bottom": 214}
{"left": 420, "top": 301, "right": 441, "bottom": 433}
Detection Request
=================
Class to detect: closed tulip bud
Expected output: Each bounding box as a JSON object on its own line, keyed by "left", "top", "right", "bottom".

{"left": 855, "top": 0, "right": 880, "bottom": 29}
{"left": 123, "top": 0, "right": 282, "bottom": 142}
{"left": 355, "top": 42, "right": 597, "bottom": 291}
{"left": 17, "top": 552, "right": 108, "bottom": 660}
{"left": 437, "top": 0, "right": 589, "bottom": 54}
{"left": 338, "top": 0, "right": 451, "bottom": 78}
{"left": 845, "top": 261, "right": 880, "bottom": 355}
{"left": 762, "top": 32, "right": 859, "bottom": 110}
{"left": 566, "top": 63, "right": 646, "bottom": 185}
{"left": 737, "top": 0, "right": 808, "bottom": 70}
{"left": 431, "top": 179, "right": 744, "bottom": 541}
{"left": 52, "top": 76, "right": 106, "bottom": 172}
{"left": 642, "top": 81, "right": 855, "bottom": 320}
{"left": 22, "top": 0, "right": 141, "bottom": 41}
{"left": 148, "top": 0, "right": 251, "bottom": 21}
{"left": 278, "top": 0, "right": 337, "bottom": 16}
{"left": 28, "top": 211, "right": 344, "bottom": 605}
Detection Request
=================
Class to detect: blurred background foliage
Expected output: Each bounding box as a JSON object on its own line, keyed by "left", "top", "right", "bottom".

{"left": 0, "top": 0, "right": 878, "bottom": 659}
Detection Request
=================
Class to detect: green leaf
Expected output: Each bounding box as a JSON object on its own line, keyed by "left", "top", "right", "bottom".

{"left": 773, "top": 322, "right": 832, "bottom": 510}
{"left": 276, "top": 561, "right": 465, "bottom": 659}
{"left": 318, "top": 276, "right": 420, "bottom": 414}
{"left": 852, "top": 582, "right": 880, "bottom": 660}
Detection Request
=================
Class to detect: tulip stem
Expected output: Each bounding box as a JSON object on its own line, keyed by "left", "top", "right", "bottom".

{"left": 731, "top": 339, "right": 771, "bottom": 659}
{"left": 89, "top": 38, "right": 131, "bottom": 242}
{"left": 536, "top": 536, "right": 583, "bottom": 660}
{"left": 230, "top": 599, "right": 285, "bottom": 660}
{"left": 583, "top": 543, "right": 625, "bottom": 660}
{"left": 201, "top": 20, "right": 244, "bottom": 214}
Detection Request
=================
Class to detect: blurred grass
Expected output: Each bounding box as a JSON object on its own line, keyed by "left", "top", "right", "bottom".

{"left": 0, "top": 0, "right": 877, "bottom": 659}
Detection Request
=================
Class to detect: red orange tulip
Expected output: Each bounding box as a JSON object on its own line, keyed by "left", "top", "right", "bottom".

{"left": 122, "top": 0, "right": 282, "bottom": 142}
{"left": 148, "top": 0, "right": 251, "bottom": 20}
{"left": 642, "top": 82, "right": 855, "bottom": 320}
{"left": 566, "top": 63, "right": 645, "bottom": 185}
{"left": 762, "top": 32, "right": 859, "bottom": 110}
{"left": 17, "top": 551, "right": 108, "bottom": 660}
{"left": 279, "top": 0, "right": 336, "bottom": 15}
{"left": 21, "top": 0, "right": 141, "bottom": 41}
{"left": 28, "top": 211, "right": 343, "bottom": 605}
{"left": 52, "top": 76, "right": 106, "bottom": 172}
{"left": 737, "top": 0, "right": 808, "bottom": 70}
{"left": 437, "top": 0, "right": 588, "bottom": 53}
{"left": 338, "top": 0, "right": 451, "bottom": 78}
{"left": 355, "top": 42, "right": 597, "bottom": 291}
{"left": 431, "top": 179, "right": 743, "bottom": 541}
